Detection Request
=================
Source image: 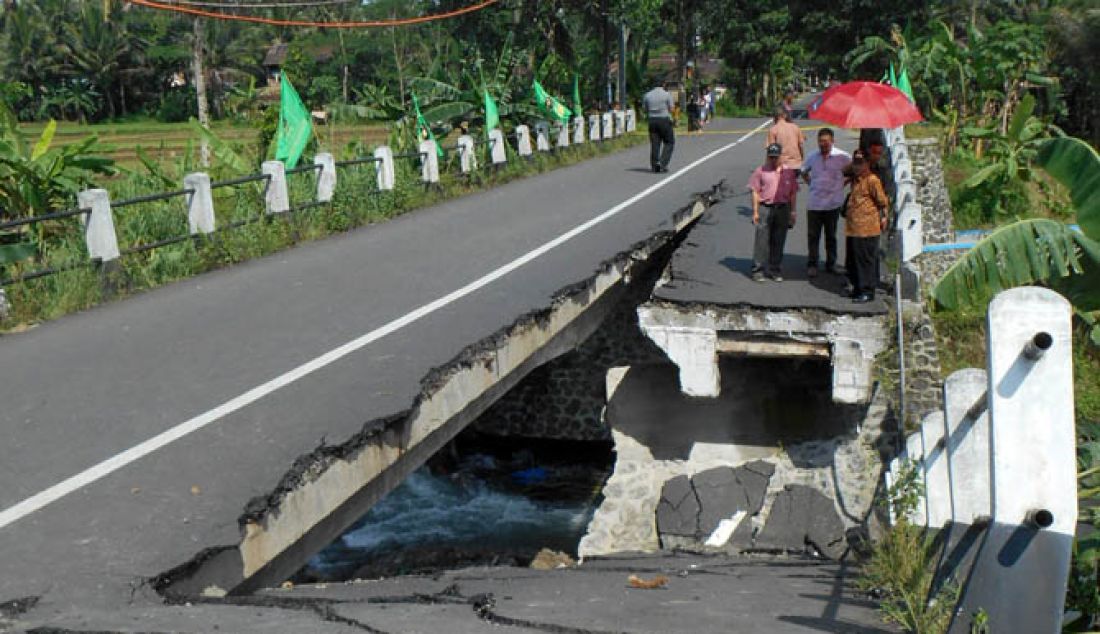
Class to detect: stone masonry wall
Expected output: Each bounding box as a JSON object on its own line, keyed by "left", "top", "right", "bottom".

{"left": 909, "top": 137, "right": 953, "bottom": 245}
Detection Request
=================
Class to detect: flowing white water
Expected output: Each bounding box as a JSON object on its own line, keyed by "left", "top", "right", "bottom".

{"left": 304, "top": 455, "right": 602, "bottom": 580}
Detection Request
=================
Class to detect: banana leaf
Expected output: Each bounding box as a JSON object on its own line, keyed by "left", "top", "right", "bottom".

{"left": 932, "top": 218, "right": 1100, "bottom": 311}
{"left": 1035, "top": 136, "right": 1100, "bottom": 241}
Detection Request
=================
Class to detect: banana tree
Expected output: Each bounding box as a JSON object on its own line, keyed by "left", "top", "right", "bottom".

{"left": 932, "top": 134, "right": 1100, "bottom": 344}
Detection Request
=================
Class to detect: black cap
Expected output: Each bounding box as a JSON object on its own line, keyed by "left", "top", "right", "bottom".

{"left": 766, "top": 143, "right": 782, "bottom": 157}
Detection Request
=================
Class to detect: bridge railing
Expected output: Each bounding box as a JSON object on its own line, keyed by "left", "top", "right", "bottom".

{"left": 884, "top": 285, "right": 1076, "bottom": 632}
{"left": 0, "top": 109, "right": 637, "bottom": 300}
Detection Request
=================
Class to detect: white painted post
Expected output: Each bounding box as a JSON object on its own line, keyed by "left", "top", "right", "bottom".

{"left": 894, "top": 160, "right": 912, "bottom": 184}
{"left": 418, "top": 140, "right": 439, "bottom": 184}
{"left": 313, "top": 152, "right": 336, "bottom": 203}
{"left": 831, "top": 338, "right": 873, "bottom": 404}
{"left": 640, "top": 325, "right": 720, "bottom": 397}
{"left": 893, "top": 145, "right": 909, "bottom": 167}
{"left": 182, "top": 172, "right": 215, "bottom": 235}
{"left": 573, "top": 116, "right": 585, "bottom": 144}
{"left": 261, "top": 161, "right": 290, "bottom": 214}
{"left": 988, "top": 287, "right": 1076, "bottom": 528}
{"left": 942, "top": 368, "right": 991, "bottom": 525}
{"left": 556, "top": 123, "right": 570, "bottom": 148}
{"left": 488, "top": 129, "right": 507, "bottom": 165}
{"left": 514, "top": 126, "right": 532, "bottom": 158}
{"left": 535, "top": 123, "right": 551, "bottom": 152}
{"left": 77, "top": 189, "right": 120, "bottom": 262}
{"left": 920, "top": 411, "right": 952, "bottom": 528}
{"left": 373, "top": 146, "right": 395, "bottom": 191}
{"left": 614, "top": 110, "right": 626, "bottom": 136}
{"left": 970, "top": 287, "right": 1076, "bottom": 631}
{"left": 601, "top": 112, "right": 613, "bottom": 140}
{"left": 457, "top": 135, "right": 477, "bottom": 174}
{"left": 626, "top": 108, "right": 637, "bottom": 132}
{"left": 898, "top": 202, "right": 923, "bottom": 262}
{"left": 588, "top": 114, "right": 601, "bottom": 142}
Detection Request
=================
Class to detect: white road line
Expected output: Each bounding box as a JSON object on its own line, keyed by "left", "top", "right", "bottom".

{"left": 0, "top": 120, "right": 769, "bottom": 530}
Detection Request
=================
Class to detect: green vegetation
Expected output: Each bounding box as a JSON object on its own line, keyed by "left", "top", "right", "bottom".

{"left": 860, "top": 460, "right": 959, "bottom": 634}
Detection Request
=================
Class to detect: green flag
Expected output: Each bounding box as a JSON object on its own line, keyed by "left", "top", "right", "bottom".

{"left": 483, "top": 89, "right": 500, "bottom": 132}
{"left": 572, "top": 74, "right": 582, "bottom": 118}
{"left": 275, "top": 72, "right": 312, "bottom": 169}
{"left": 888, "top": 62, "right": 898, "bottom": 87}
{"left": 897, "top": 67, "right": 914, "bottom": 101}
{"left": 411, "top": 92, "right": 443, "bottom": 158}
{"left": 532, "top": 79, "right": 572, "bottom": 123}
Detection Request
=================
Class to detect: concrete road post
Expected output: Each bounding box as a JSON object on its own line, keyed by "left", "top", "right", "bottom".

{"left": 182, "top": 173, "right": 216, "bottom": 235}
{"left": 920, "top": 411, "right": 952, "bottom": 528}
{"left": 601, "top": 112, "right": 613, "bottom": 140}
{"left": 514, "top": 126, "right": 532, "bottom": 158}
{"left": 457, "top": 135, "right": 477, "bottom": 174}
{"left": 535, "top": 123, "right": 551, "bottom": 152}
{"left": 313, "top": 153, "right": 336, "bottom": 203}
{"left": 898, "top": 202, "right": 923, "bottom": 262}
{"left": 373, "top": 146, "right": 395, "bottom": 191}
{"left": 627, "top": 108, "right": 637, "bottom": 132}
{"left": 556, "top": 124, "right": 570, "bottom": 148}
{"left": 261, "top": 161, "right": 290, "bottom": 214}
{"left": 488, "top": 129, "right": 507, "bottom": 165}
{"left": 573, "top": 117, "right": 585, "bottom": 144}
{"left": 942, "top": 369, "right": 990, "bottom": 525}
{"left": 77, "top": 188, "right": 120, "bottom": 262}
{"left": 418, "top": 140, "right": 439, "bottom": 184}
{"left": 588, "top": 115, "right": 600, "bottom": 142}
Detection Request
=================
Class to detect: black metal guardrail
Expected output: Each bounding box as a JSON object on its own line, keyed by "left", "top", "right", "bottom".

{"left": 0, "top": 206, "right": 91, "bottom": 286}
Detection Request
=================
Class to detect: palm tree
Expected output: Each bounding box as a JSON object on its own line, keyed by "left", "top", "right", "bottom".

{"left": 60, "top": 2, "right": 148, "bottom": 119}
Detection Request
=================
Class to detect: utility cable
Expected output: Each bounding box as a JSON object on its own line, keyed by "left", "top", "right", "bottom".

{"left": 164, "top": 0, "right": 355, "bottom": 8}
{"left": 128, "top": 0, "right": 500, "bottom": 28}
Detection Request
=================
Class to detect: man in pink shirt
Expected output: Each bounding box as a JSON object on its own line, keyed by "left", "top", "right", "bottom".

{"left": 748, "top": 143, "right": 800, "bottom": 282}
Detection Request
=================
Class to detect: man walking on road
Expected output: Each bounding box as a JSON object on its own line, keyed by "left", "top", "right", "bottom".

{"left": 801, "top": 128, "right": 851, "bottom": 277}
{"left": 844, "top": 150, "right": 890, "bottom": 303}
{"left": 766, "top": 107, "right": 804, "bottom": 169}
{"left": 749, "top": 143, "right": 800, "bottom": 282}
{"left": 642, "top": 82, "right": 675, "bottom": 173}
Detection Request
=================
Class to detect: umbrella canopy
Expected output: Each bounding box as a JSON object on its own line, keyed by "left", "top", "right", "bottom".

{"left": 807, "top": 81, "right": 923, "bottom": 129}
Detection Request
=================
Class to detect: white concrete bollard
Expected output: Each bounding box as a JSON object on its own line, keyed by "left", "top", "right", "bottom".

{"left": 535, "top": 123, "right": 551, "bottom": 152}
{"left": 614, "top": 110, "right": 626, "bottom": 136}
{"left": 942, "top": 368, "right": 991, "bottom": 525}
{"left": 898, "top": 202, "right": 923, "bottom": 262}
{"left": 182, "top": 172, "right": 216, "bottom": 235}
{"left": 77, "top": 188, "right": 120, "bottom": 262}
{"left": 261, "top": 161, "right": 290, "bottom": 214}
{"left": 601, "top": 112, "right": 613, "bottom": 140}
{"left": 893, "top": 145, "right": 909, "bottom": 165}
{"left": 373, "top": 146, "right": 395, "bottom": 191}
{"left": 457, "top": 135, "right": 477, "bottom": 174}
{"left": 418, "top": 140, "right": 440, "bottom": 184}
{"left": 588, "top": 115, "right": 600, "bottom": 142}
{"left": 313, "top": 153, "right": 336, "bottom": 203}
{"left": 514, "top": 126, "right": 532, "bottom": 157}
{"left": 626, "top": 108, "right": 637, "bottom": 132}
{"left": 920, "top": 411, "right": 952, "bottom": 528}
{"left": 894, "top": 180, "right": 916, "bottom": 214}
{"left": 556, "top": 123, "right": 570, "bottom": 148}
{"left": 894, "top": 159, "right": 912, "bottom": 183}
{"left": 573, "top": 117, "right": 585, "bottom": 144}
{"left": 488, "top": 129, "right": 507, "bottom": 164}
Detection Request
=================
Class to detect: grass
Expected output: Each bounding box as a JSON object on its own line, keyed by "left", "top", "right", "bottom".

{"left": 0, "top": 133, "right": 645, "bottom": 330}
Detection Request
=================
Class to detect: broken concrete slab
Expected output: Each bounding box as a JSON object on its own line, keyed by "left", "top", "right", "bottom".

{"left": 655, "top": 474, "right": 701, "bottom": 539}
{"left": 756, "top": 485, "right": 848, "bottom": 560}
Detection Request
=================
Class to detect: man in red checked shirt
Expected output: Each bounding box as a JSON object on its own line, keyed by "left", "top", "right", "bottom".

{"left": 748, "top": 143, "right": 800, "bottom": 282}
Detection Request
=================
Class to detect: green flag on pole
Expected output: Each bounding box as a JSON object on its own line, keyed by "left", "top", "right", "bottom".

{"left": 888, "top": 62, "right": 898, "bottom": 87}
{"left": 274, "top": 72, "right": 312, "bottom": 169}
{"left": 411, "top": 92, "right": 443, "bottom": 157}
{"left": 532, "top": 79, "right": 572, "bottom": 123}
{"left": 572, "top": 74, "right": 582, "bottom": 118}
{"left": 897, "top": 67, "right": 914, "bottom": 101}
{"left": 483, "top": 89, "right": 500, "bottom": 132}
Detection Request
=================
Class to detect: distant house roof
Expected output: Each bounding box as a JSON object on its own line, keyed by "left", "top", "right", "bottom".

{"left": 263, "top": 43, "right": 288, "bottom": 67}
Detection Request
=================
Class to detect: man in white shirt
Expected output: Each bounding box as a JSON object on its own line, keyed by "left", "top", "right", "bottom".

{"left": 801, "top": 128, "right": 851, "bottom": 277}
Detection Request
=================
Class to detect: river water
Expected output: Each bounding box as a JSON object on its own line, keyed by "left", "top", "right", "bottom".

{"left": 296, "top": 438, "right": 613, "bottom": 582}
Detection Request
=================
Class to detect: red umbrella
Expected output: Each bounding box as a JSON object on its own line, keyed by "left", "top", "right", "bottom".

{"left": 807, "top": 81, "right": 922, "bottom": 129}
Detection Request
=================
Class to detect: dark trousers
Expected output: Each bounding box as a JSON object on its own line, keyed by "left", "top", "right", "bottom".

{"left": 846, "top": 235, "right": 879, "bottom": 295}
{"left": 806, "top": 207, "right": 841, "bottom": 270}
{"left": 752, "top": 203, "right": 791, "bottom": 274}
{"left": 648, "top": 118, "right": 675, "bottom": 170}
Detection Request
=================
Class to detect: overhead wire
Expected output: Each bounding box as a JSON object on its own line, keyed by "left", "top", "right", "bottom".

{"left": 164, "top": 0, "right": 356, "bottom": 8}
{"left": 127, "top": 0, "right": 501, "bottom": 28}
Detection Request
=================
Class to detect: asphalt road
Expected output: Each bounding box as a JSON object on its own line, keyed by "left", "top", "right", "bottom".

{"left": 1, "top": 117, "right": 785, "bottom": 619}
